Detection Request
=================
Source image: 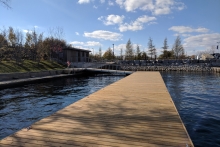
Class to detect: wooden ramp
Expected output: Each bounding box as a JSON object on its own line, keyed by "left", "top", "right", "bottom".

{"left": 0, "top": 72, "right": 194, "bottom": 147}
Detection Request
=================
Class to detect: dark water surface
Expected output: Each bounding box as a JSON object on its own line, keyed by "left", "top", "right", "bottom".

{"left": 161, "top": 72, "right": 220, "bottom": 147}
{"left": 1, "top": 72, "right": 220, "bottom": 147}
{"left": 0, "top": 74, "right": 125, "bottom": 140}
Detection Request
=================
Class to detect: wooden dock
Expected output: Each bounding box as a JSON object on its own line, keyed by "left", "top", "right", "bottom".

{"left": 0, "top": 72, "right": 194, "bottom": 147}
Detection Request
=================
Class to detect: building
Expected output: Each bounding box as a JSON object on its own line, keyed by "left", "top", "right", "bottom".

{"left": 62, "top": 47, "right": 91, "bottom": 62}
{"left": 200, "top": 53, "right": 214, "bottom": 60}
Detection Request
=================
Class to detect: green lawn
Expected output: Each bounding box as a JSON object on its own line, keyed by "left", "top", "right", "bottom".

{"left": 0, "top": 60, "right": 66, "bottom": 73}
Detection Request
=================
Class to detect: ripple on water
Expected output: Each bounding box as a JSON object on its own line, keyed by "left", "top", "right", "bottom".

{"left": 161, "top": 72, "right": 220, "bottom": 147}
{"left": 0, "top": 74, "right": 125, "bottom": 140}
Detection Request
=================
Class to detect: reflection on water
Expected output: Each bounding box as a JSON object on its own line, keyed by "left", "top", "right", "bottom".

{"left": 0, "top": 74, "right": 125, "bottom": 139}
{"left": 161, "top": 72, "right": 220, "bottom": 147}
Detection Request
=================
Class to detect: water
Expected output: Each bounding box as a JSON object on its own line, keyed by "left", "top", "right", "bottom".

{"left": 161, "top": 71, "right": 220, "bottom": 147}
{"left": 1, "top": 72, "right": 220, "bottom": 146}
{"left": 0, "top": 74, "right": 125, "bottom": 140}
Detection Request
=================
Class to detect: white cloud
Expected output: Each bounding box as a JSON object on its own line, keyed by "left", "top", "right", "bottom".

{"left": 69, "top": 41, "right": 102, "bottom": 47}
{"left": 115, "top": 44, "right": 126, "bottom": 51}
{"left": 174, "top": 33, "right": 191, "bottom": 37}
{"left": 98, "top": 15, "right": 125, "bottom": 25}
{"left": 183, "top": 33, "right": 220, "bottom": 50}
{"left": 85, "top": 41, "right": 102, "bottom": 46}
{"left": 78, "top": 0, "right": 90, "bottom": 4}
{"left": 69, "top": 41, "right": 84, "bottom": 45}
{"left": 22, "top": 30, "right": 32, "bottom": 33}
{"left": 34, "top": 25, "right": 39, "bottom": 29}
{"left": 119, "top": 15, "right": 156, "bottom": 32}
{"left": 108, "top": 1, "right": 114, "bottom": 6}
{"left": 111, "top": 43, "right": 144, "bottom": 55}
{"left": 116, "top": 0, "right": 153, "bottom": 12}
{"left": 148, "top": 21, "right": 157, "bottom": 25}
{"left": 84, "top": 30, "right": 123, "bottom": 41}
{"left": 75, "top": 32, "right": 79, "bottom": 35}
{"left": 100, "top": 0, "right": 105, "bottom": 3}
{"left": 23, "top": 30, "right": 28, "bottom": 33}
{"left": 115, "top": 0, "right": 185, "bottom": 15}
{"left": 182, "top": 34, "right": 191, "bottom": 37}
{"left": 169, "top": 26, "right": 209, "bottom": 33}
{"left": 93, "top": 5, "right": 98, "bottom": 9}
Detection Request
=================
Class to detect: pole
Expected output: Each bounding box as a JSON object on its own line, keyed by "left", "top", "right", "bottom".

{"left": 217, "top": 42, "right": 220, "bottom": 53}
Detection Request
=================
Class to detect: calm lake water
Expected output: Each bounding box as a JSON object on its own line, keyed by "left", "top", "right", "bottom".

{"left": 161, "top": 71, "right": 220, "bottom": 147}
{"left": 0, "top": 72, "right": 220, "bottom": 147}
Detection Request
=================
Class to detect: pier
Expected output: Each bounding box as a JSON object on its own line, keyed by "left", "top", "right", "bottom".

{"left": 0, "top": 72, "right": 194, "bottom": 147}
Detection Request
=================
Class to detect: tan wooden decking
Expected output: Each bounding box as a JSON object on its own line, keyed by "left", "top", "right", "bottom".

{"left": 0, "top": 72, "right": 194, "bottom": 147}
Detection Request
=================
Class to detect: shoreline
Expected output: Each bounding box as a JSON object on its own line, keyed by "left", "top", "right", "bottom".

{"left": 0, "top": 66, "right": 219, "bottom": 90}
{"left": 0, "top": 68, "right": 85, "bottom": 90}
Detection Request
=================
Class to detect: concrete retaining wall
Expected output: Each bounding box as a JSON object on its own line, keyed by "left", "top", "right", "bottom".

{"left": 0, "top": 70, "right": 64, "bottom": 82}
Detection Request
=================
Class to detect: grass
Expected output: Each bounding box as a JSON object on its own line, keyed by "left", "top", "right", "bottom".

{"left": 0, "top": 60, "right": 66, "bottom": 73}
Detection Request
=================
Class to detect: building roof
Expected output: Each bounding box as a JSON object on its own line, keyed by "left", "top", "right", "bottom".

{"left": 63, "top": 47, "right": 91, "bottom": 52}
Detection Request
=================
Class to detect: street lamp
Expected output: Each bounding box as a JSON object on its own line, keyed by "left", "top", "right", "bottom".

{"left": 217, "top": 42, "right": 220, "bottom": 53}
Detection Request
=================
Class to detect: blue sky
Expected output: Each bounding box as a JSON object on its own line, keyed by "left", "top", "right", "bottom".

{"left": 1, "top": 0, "right": 220, "bottom": 56}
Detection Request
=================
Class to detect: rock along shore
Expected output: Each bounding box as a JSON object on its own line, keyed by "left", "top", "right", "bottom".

{"left": 120, "top": 65, "right": 220, "bottom": 72}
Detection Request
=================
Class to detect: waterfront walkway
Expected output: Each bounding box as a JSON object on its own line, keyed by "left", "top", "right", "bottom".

{"left": 0, "top": 72, "right": 194, "bottom": 147}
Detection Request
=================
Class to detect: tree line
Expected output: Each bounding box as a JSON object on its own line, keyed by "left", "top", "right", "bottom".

{"left": 97, "top": 36, "right": 185, "bottom": 61}
{"left": 0, "top": 26, "right": 69, "bottom": 64}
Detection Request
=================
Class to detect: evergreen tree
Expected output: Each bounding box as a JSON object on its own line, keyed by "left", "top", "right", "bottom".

{"left": 136, "top": 44, "right": 141, "bottom": 60}
{"left": 125, "top": 39, "right": 133, "bottom": 60}
{"left": 148, "top": 37, "right": 156, "bottom": 60}
{"left": 162, "top": 38, "right": 169, "bottom": 58}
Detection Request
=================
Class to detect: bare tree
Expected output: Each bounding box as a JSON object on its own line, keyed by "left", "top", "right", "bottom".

{"left": 0, "top": 0, "right": 11, "bottom": 9}
{"left": 103, "top": 47, "right": 114, "bottom": 60}
{"left": 48, "top": 27, "right": 64, "bottom": 40}
{"left": 0, "top": 27, "right": 8, "bottom": 47}
{"left": 15, "top": 29, "right": 24, "bottom": 45}
{"left": 36, "top": 33, "right": 44, "bottom": 64}
{"left": 8, "top": 26, "right": 16, "bottom": 46}
{"left": 24, "top": 31, "right": 32, "bottom": 49}
{"left": 172, "top": 36, "right": 184, "bottom": 59}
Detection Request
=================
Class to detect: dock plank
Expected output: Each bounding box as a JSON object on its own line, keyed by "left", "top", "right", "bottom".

{"left": 0, "top": 72, "right": 194, "bottom": 147}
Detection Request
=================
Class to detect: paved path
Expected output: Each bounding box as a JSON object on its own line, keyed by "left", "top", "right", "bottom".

{"left": 0, "top": 71, "right": 194, "bottom": 147}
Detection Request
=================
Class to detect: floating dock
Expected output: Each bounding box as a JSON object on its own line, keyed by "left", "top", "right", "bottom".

{"left": 0, "top": 71, "right": 194, "bottom": 147}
